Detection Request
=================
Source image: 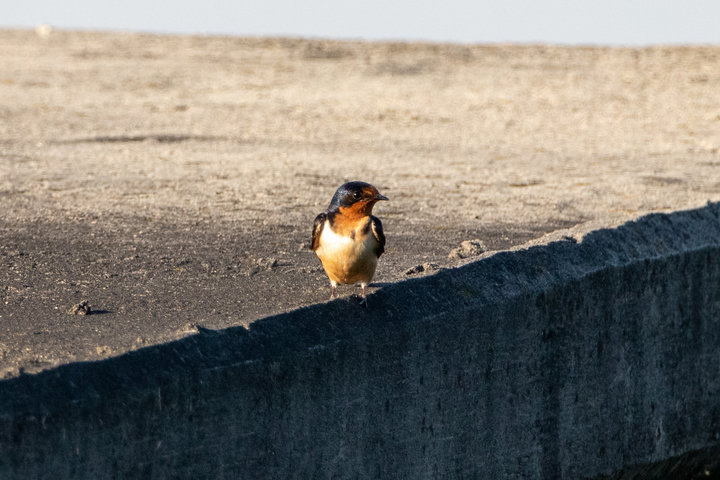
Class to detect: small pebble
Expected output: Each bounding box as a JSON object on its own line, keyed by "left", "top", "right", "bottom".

{"left": 67, "top": 300, "right": 92, "bottom": 315}
{"left": 449, "top": 239, "right": 487, "bottom": 259}
{"left": 405, "top": 262, "right": 439, "bottom": 276}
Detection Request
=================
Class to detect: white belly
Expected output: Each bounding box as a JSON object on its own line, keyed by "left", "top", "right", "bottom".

{"left": 315, "top": 220, "right": 378, "bottom": 285}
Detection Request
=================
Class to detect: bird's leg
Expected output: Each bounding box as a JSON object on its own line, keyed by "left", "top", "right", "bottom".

{"left": 359, "top": 283, "right": 368, "bottom": 307}
{"left": 329, "top": 281, "right": 337, "bottom": 300}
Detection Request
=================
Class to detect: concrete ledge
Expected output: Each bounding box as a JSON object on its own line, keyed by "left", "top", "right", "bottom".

{"left": 2, "top": 203, "right": 720, "bottom": 479}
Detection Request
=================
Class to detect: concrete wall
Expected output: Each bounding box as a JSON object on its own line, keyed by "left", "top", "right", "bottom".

{"left": 2, "top": 203, "right": 720, "bottom": 479}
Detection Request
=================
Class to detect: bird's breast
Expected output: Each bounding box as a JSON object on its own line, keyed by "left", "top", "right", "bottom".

{"left": 315, "top": 218, "right": 379, "bottom": 284}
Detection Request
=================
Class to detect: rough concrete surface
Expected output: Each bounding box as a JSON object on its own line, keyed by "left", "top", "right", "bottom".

{"left": 1, "top": 29, "right": 720, "bottom": 478}
{"left": 2, "top": 204, "right": 720, "bottom": 479}
{"left": 592, "top": 442, "right": 720, "bottom": 480}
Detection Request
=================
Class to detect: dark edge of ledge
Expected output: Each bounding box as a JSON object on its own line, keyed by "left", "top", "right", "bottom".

{"left": 588, "top": 441, "right": 720, "bottom": 480}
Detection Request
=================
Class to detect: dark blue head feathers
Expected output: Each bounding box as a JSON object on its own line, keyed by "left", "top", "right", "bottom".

{"left": 328, "top": 181, "right": 388, "bottom": 211}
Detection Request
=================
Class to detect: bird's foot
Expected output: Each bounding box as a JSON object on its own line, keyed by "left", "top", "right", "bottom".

{"left": 359, "top": 284, "right": 368, "bottom": 307}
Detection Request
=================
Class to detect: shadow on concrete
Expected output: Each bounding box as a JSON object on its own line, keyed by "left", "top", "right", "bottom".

{"left": 589, "top": 442, "right": 720, "bottom": 479}
{"left": 2, "top": 203, "right": 720, "bottom": 479}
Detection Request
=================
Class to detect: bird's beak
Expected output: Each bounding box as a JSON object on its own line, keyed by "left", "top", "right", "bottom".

{"left": 375, "top": 193, "right": 389, "bottom": 201}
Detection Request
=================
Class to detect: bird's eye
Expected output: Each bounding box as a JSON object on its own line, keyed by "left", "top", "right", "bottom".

{"left": 352, "top": 191, "right": 362, "bottom": 200}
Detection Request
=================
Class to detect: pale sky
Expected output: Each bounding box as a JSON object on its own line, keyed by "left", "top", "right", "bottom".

{"left": 2, "top": 0, "right": 719, "bottom": 46}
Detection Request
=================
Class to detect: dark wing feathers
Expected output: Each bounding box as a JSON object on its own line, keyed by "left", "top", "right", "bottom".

{"left": 311, "top": 212, "right": 327, "bottom": 251}
{"left": 370, "top": 215, "right": 385, "bottom": 257}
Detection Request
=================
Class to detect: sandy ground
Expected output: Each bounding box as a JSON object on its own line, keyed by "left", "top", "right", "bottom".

{"left": 1, "top": 29, "right": 719, "bottom": 376}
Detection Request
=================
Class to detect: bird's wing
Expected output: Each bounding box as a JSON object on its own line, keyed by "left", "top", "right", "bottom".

{"left": 311, "top": 212, "right": 327, "bottom": 251}
{"left": 370, "top": 215, "right": 385, "bottom": 257}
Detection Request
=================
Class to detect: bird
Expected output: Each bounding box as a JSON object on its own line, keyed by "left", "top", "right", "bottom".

{"left": 311, "top": 181, "right": 388, "bottom": 304}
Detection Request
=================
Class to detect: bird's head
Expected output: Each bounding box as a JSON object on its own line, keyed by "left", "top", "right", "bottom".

{"left": 328, "top": 181, "right": 388, "bottom": 217}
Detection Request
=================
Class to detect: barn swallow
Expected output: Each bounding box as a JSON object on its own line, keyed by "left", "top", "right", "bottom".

{"left": 311, "top": 181, "right": 388, "bottom": 305}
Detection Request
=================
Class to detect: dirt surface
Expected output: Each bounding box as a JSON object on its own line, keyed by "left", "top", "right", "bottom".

{"left": 1, "top": 29, "right": 720, "bottom": 376}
